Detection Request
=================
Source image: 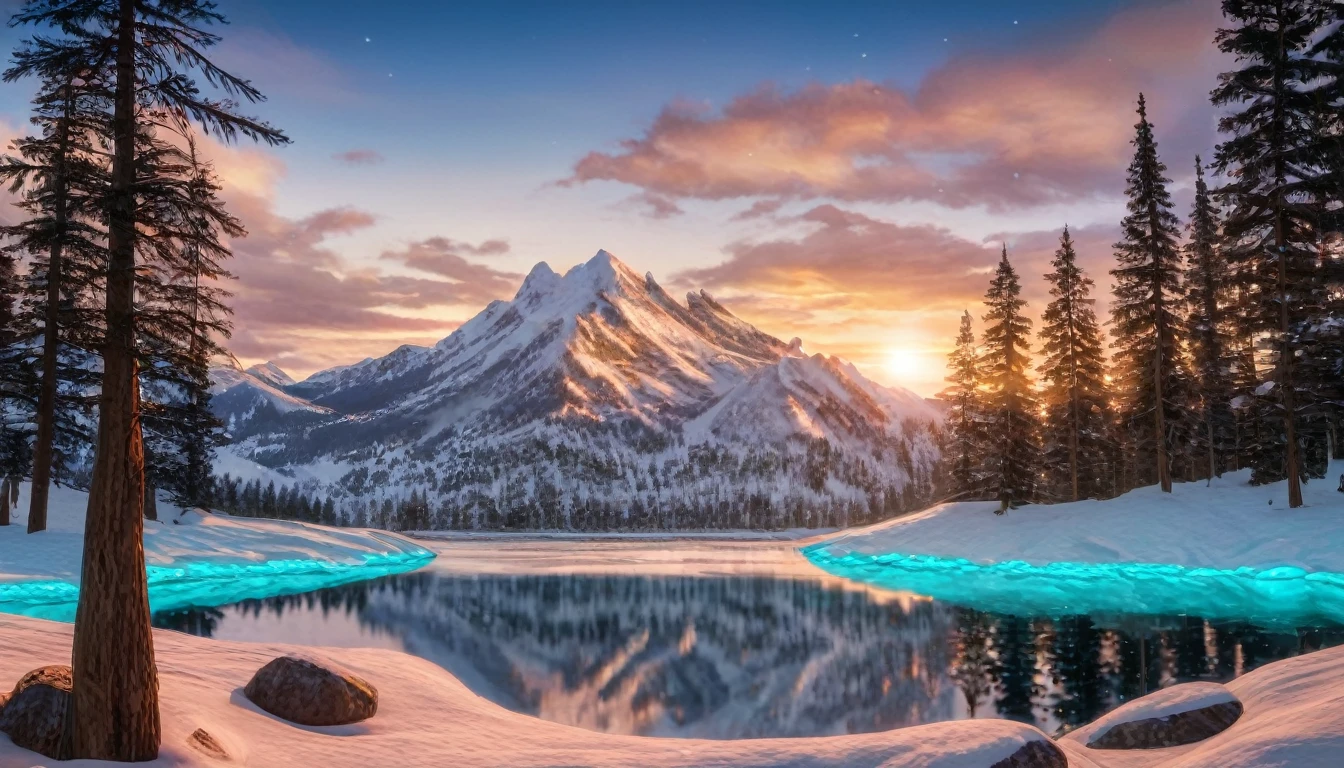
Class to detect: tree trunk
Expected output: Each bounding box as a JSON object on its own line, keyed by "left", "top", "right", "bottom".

{"left": 143, "top": 482, "right": 156, "bottom": 522}
{"left": 1153, "top": 326, "right": 1171, "bottom": 492}
{"left": 1150, "top": 196, "right": 1172, "bottom": 493}
{"left": 68, "top": 0, "right": 161, "bottom": 759}
{"left": 1207, "top": 403, "right": 1216, "bottom": 487}
{"left": 0, "top": 476, "right": 9, "bottom": 526}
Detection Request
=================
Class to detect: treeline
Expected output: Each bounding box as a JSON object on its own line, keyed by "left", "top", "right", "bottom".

{"left": 943, "top": 5, "right": 1344, "bottom": 510}
{"left": 211, "top": 430, "right": 939, "bottom": 531}
{"left": 0, "top": 0, "right": 287, "bottom": 759}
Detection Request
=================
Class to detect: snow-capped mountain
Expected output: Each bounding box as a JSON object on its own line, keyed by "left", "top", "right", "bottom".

{"left": 209, "top": 363, "right": 332, "bottom": 440}
{"left": 217, "top": 250, "right": 942, "bottom": 529}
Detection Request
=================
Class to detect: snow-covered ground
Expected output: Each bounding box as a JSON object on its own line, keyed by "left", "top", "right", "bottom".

{"left": 805, "top": 464, "right": 1344, "bottom": 624}
{"left": 2, "top": 613, "right": 1340, "bottom": 767}
{"left": 0, "top": 483, "right": 433, "bottom": 621}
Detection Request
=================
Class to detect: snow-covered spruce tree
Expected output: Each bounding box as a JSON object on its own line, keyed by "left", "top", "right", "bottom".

{"left": 1039, "top": 226, "right": 1112, "bottom": 501}
{"left": 1213, "top": 1, "right": 1337, "bottom": 503}
{"left": 137, "top": 123, "right": 237, "bottom": 510}
{"left": 0, "top": 42, "right": 111, "bottom": 533}
{"left": 10, "top": 0, "right": 287, "bottom": 759}
{"left": 939, "top": 310, "right": 987, "bottom": 498}
{"left": 1184, "top": 158, "right": 1239, "bottom": 480}
{"left": 1110, "top": 94, "right": 1194, "bottom": 494}
{"left": 980, "top": 247, "right": 1041, "bottom": 510}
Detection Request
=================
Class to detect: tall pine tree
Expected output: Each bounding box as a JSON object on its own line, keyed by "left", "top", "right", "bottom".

{"left": 1184, "top": 158, "right": 1238, "bottom": 480}
{"left": 1039, "top": 226, "right": 1112, "bottom": 501}
{"left": 981, "top": 247, "right": 1040, "bottom": 510}
{"left": 1213, "top": 0, "right": 1336, "bottom": 503}
{"left": 10, "top": 0, "right": 287, "bottom": 758}
{"left": 1110, "top": 94, "right": 1192, "bottom": 493}
{"left": 939, "top": 310, "right": 986, "bottom": 499}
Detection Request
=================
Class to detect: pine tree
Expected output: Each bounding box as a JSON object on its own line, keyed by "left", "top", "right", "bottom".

{"left": 1184, "top": 158, "right": 1239, "bottom": 480}
{"left": 981, "top": 247, "right": 1040, "bottom": 509}
{"left": 1039, "top": 226, "right": 1111, "bottom": 501}
{"left": 138, "top": 123, "right": 237, "bottom": 509}
{"left": 1213, "top": 1, "right": 1337, "bottom": 504}
{"left": 11, "top": 0, "right": 287, "bottom": 758}
{"left": 0, "top": 244, "right": 23, "bottom": 522}
{"left": 0, "top": 43, "right": 110, "bottom": 533}
{"left": 939, "top": 310, "right": 986, "bottom": 498}
{"left": 1110, "top": 94, "right": 1192, "bottom": 493}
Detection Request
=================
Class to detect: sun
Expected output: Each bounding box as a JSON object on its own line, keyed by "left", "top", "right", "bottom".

{"left": 884, "top": 349, "right": 924, "bottom": 383}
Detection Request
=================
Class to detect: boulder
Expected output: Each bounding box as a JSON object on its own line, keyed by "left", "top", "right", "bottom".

{"left": 989, "top": 739, "right": 1069, "bottom": 768}
{"left": 0, "top": 665, "right": 71, "bottom": 760}
{"left": 243, "top": 655, "right": 377, "bottom": 726}
{"left": 1083, "top": 682, "right": 1244, "bottom": 750}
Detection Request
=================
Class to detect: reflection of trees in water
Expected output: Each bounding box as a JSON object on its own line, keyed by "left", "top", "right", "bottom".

{"left": 154, "top": 575, "right": 1344, "bottom": 738}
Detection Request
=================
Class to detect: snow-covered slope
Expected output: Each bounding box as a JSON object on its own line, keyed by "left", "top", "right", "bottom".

{"left": 804, "top": 463, "right": 1344, "bottom": 622}
{"left": 0, "top": 482, "right": 433, "bottom": 620}
{"left": 216, "top": 250, "right": 941, "bottom": 530}
{"left": 4, "top": 613, "right": 1341, "bottom": 767}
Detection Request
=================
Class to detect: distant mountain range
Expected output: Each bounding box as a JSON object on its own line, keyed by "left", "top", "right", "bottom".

{"left": 210, "top": 250, "right": 943, "bottom": 529}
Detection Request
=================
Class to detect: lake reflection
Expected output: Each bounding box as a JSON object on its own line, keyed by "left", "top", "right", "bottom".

{"left": 152, "top": 572, "right": 1344, "bottom": 739}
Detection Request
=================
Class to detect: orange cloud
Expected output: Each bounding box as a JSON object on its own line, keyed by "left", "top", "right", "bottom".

{"left": 674, "top": 205, "right": 1121, "bottom": 395}
{"left": 566, "top": 0, "right": 1222, "bottom": 211}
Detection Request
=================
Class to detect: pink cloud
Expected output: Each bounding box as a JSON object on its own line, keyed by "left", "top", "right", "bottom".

{"left": 219, "top": 189, "right": 521, "bottom": 376}
{"left": 565, "top": 0, "right": 1223, "bottom": 211}
{"left": 622, "top": 191, "right": 684, "bottom": 220}
{"left": 673, "top": 205, "right": 1121, "bottom": 394}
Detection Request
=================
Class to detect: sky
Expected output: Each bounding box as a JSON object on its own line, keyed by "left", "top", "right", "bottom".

{"left": 0, "top": 0, "right": 1231, "bottom": 396}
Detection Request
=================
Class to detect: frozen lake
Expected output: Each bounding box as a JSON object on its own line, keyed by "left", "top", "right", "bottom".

{"left": 149, "top": 538, "right": 1344, "bottom": 740}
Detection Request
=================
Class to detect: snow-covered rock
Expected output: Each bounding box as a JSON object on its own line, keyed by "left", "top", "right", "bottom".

{"left": 1075, "top": 682, "right": 1242, "bottom": 750}
{"left": 217, "top": 250, "right": 941, "bottom": 529}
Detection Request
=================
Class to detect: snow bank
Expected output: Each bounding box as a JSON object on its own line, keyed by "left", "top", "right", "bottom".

{"left": 0, "top": 614, "right": 1058, "bottom": 768}
{"left": 0, "top": 483, "right": 434, "bottom": 621}
{"left": 804, "top": 464, "right": 1344, "bottom": 624}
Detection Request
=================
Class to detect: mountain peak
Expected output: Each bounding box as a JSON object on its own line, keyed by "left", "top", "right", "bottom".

{"left": 245, "top": 361, "right": 295, "bottom": 388}
{"left": 516, "top": 261, "right": 562, "bottom": 301}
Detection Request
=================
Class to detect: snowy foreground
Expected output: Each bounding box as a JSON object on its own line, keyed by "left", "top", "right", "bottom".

{"left": 0, "top": 483, "right": 433, "bottom": 620}
{"left": 806, "top": 464, "right": 1344, "bottom": 623}
{"left": 2, "top": 613, "right": 1341, "bottom": 768}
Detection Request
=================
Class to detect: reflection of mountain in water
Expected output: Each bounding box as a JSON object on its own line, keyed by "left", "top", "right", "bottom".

{"left": 363, "top": 574, "right": 960, "bottom": 738}
{"left": 153, "top": 573, "right": 1344, "bottom": 739}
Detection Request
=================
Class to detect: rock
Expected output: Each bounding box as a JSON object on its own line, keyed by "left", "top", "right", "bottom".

{"left": 989, "top": 739, "right": 1069, "bottom": 768}
{"left": 0, "top": 665, "right": 71, "bottom": 760}
{"left": 1088, "top": 699, "right": 1243, "bottom": 750}
{"left": 243, "top": 655, "right": 377, "bottom": 726}
{"left": 187, "top": 727, "right": 229, "bottom": 760}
